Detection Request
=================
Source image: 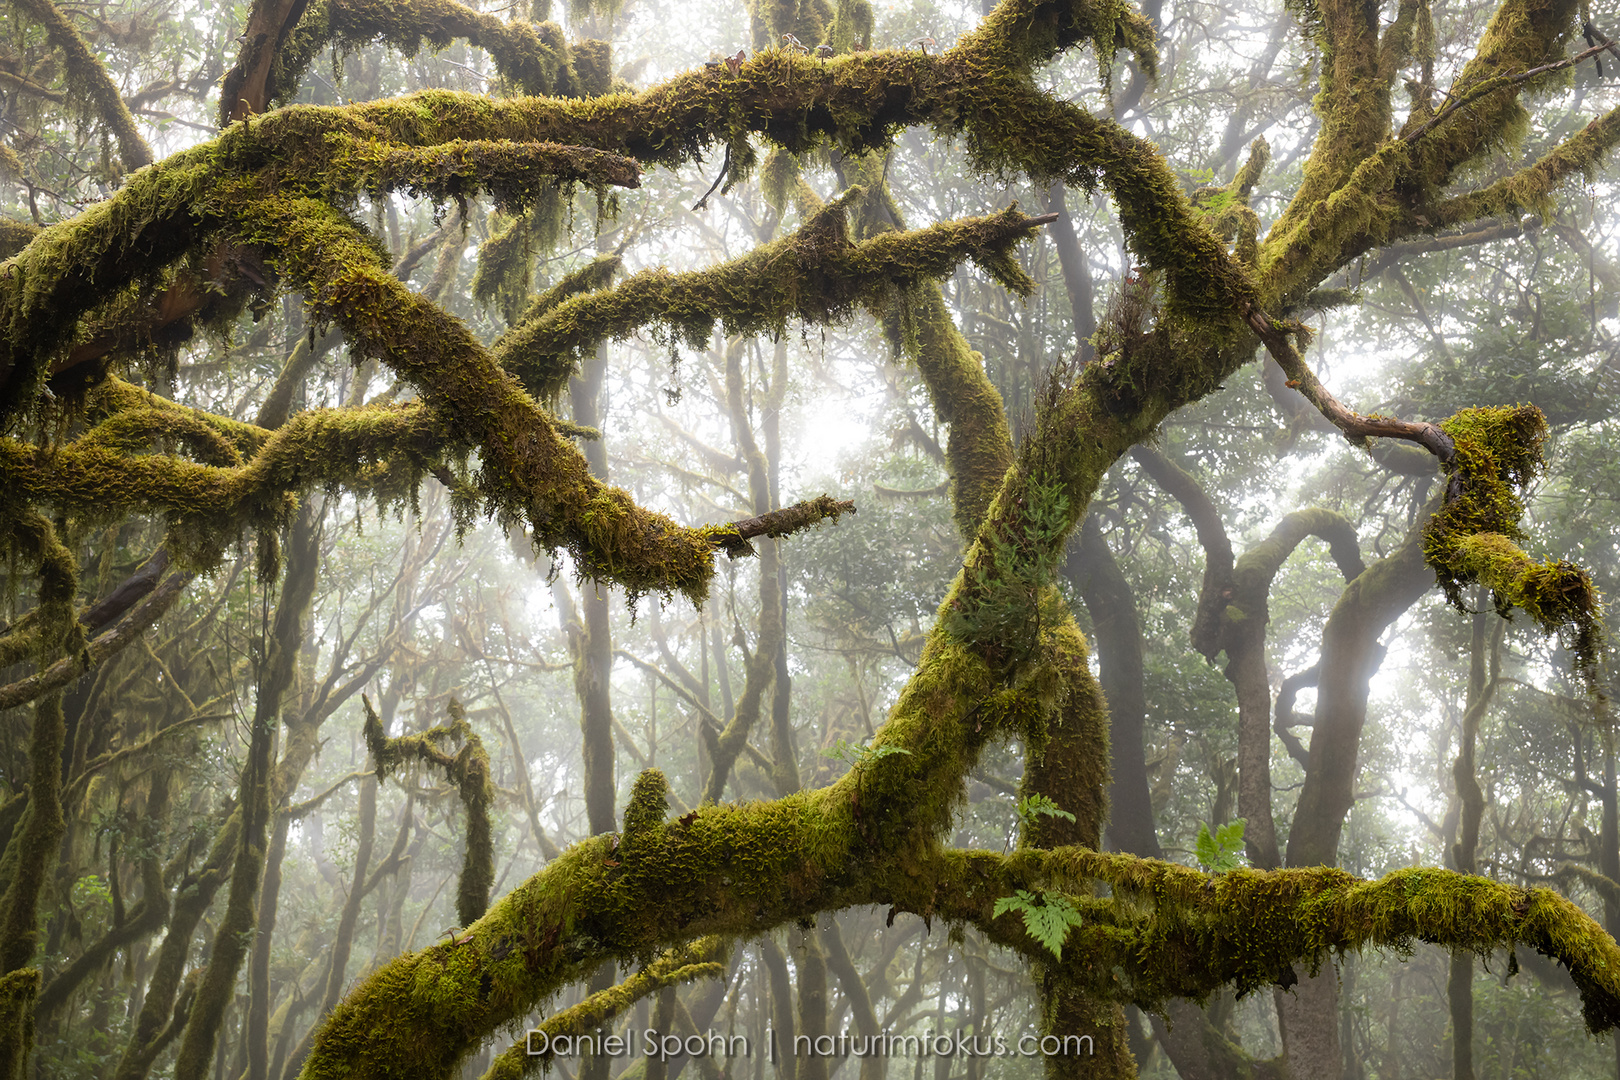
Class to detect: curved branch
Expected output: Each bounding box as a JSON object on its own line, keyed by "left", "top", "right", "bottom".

{"left": 1128, "top": 444, "right": 1233, "bottom": 660}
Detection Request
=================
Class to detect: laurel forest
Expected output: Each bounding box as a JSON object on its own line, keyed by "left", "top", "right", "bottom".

{"left": 3, "top": 0, "right": 1620, "bottom": 1075}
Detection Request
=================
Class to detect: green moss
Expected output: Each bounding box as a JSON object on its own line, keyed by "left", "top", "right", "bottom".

{"left": 491, "top": 200, "right": 1048, "bottom": 403}
{"left": 0, "top": 968, "right": 39, "bottom": 1080}
{"left": 888, "top": 848, "right": 1620, "bottom": 1034}
{"left": 0, "top": 519, "right": 75, "bottom": 1004}
{"left": 838, "top": 154, "right": 1017, "bottom": 541}
{"left": 571, "top": 39, "right": 613, "bottom": 98}
{"left": 1423, "top": 405, "right": 1602, "bottom": 682}
{"left": 472, "top": 192, "right": 573, "bottom": 324}
{"left": 503, "top": 252, "right": 621, "bottom": 350}
{"left": 482, "top": 941, "right": 725, "bottom": 1080}
{"left": 9, "top": 0, "right": 151, "bottom": 171}
{"left": 824, "top": 0, "right": 873, "bottom": 52}
{"left": 0, "top": 221, "right": 37, "bottom": 262}
{"left": 259, "top": 0, "right": 573, "bottom": 116}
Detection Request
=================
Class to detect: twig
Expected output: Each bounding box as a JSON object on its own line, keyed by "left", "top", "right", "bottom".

{"left": 1244, "top": 304, "right": 1456, "bottom": 463}
{"left": 0, "top": 570, "right": 191, "bottom": 710}
{"left": 692, "top": 143, "right": 732, "bottom": 212}
{"left": 1405, "top": 40, "right": 1619, "bottom": 143}
{"left": 710, "top": 494, "right": 856, "bottom": 557}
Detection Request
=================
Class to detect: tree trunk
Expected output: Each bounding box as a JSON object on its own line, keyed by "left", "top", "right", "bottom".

{"left": 1067, "top": 516, "right": 1160, "bottom": 860}
{"left": 1280, "top": 517, "right": 1434, "bottom": 1080}
{"left": 172, "top": 503, "right": 320, "bottom": 1080}
{"left": 571, "top": 343, "right": 617, "bottom": 839}
{"left": 1448, "top": 603, "right": 1502, "bottom": 1080}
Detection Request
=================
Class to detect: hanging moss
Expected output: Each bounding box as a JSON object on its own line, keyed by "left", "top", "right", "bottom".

{"left": 0, "top": 105, "right": 642, "bottom": 435}
{"left": 0, "top": 399, "right": 444, "bottom": 569}
{"left": 509, "top": 252, "right": 621, "bottom": 328}
{"left": 9, "top": 0, "right": 152, "bottom": 171}
{"left": 571, "top": 39, "right": 613, "bottom": 98}
{"left": 364, "top": 696, "right": 494, "bottom": 926}
{"left": 332, "top": 138, "right": 639, "bottom": 212}
{"left": 1422, "top": 405, "right": 1602, "bottom": 682}
{"left": 492, "top": 199, "right": 1049, "bottom": 403}
{"left": 472, "top": 192, "right": 574, "bottom": 324}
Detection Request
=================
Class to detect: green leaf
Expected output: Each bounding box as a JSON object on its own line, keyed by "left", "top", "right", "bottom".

{"left": 992, "top": 889, "right": 1083, "bottom": 960}
{"left": 821, "top": 737, "right": 912, "bottom": 769}
{"left": 993, "top": 889, "right": 1035, "bottom": 919}
{"left": 1015, "top": 794, "right": 1076, "bottom": 825}
{"left": 1196, "top": 818, "right": 1247, "bottom": 874}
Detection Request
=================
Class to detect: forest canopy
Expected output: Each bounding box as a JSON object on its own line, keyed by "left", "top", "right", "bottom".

{"left": 3, "top": 0, "right": 1620, "bottom": 1076}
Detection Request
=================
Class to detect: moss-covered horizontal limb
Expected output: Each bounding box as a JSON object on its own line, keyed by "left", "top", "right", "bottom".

{"left": 2, "top": 0, "right": 1240, "bottom": 415}
{"left": 301, "top": 797, "right": 1620, "bottom": 1080}
{"left": 710, "top": 495, "right": 857, "bottom": 558}
{"left": 905, "top": 850, "right": 1620, "bottom": 1017}
{"left": 492, "top": 203, "right": 1050, "bottom": 400}
{"left": 329, "top": 138, "right": 640, "bottom": 207}
{"left": 261, "top": 0, "right": 582, "bottom": 112}
{"left": 0, "top": 111, "right": 639, "bottom": 429}
{"left": 482, "top": 940, "right": 726, "bottom": 1080}
{"left": 0, "top": 402, "right": 446, "bottom": 538}
{"left": 223, "top": 193, "right": 726, "bottom": 599}
{"left": 1435, "top": 99, "right": 1620, "bottom": 227}
{"left": 1027, "top": 852, "right": 1620, "bottom": 1032}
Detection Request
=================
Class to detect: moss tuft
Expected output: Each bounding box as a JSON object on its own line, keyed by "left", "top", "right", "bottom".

{"left": 1424, "top": 405, "right": 1602, "bottom": 683}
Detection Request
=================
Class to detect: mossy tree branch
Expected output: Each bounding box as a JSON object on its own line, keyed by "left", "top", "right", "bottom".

{"left": 0, "top": 108, "right": 641, "bottom": 424}
{"left": 482, "top": 939, "right": 726, "bottom": 1080}
{"left": 362, "top": 696, "right": 494, "bottom": 927}
{"left": 491, "top": 199, "right": 1056, "bottom": 403}
{"left": 7, "top": 0, "right": 153, "bottom": 171}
